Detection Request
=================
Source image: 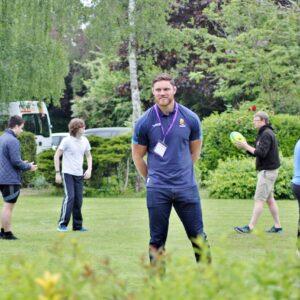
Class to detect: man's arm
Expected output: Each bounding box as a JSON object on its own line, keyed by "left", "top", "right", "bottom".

{"left": 8, "top": 140, "right": 32, "bottom": 171}
{"left": 190, "top": 139, "right": 202, "bottom": 163}
{"left": 132, "top": 144, "right": 148, "bottom": 179}
{"left": 84, "top": 150, "right": 92, "bottom": 179}
{"left": 54, "top": 149, "right": 63, "bottom": 184}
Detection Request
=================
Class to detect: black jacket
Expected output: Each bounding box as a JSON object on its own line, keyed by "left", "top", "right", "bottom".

{"left": 253, "top": 125, "right": 280, "bottom": 171}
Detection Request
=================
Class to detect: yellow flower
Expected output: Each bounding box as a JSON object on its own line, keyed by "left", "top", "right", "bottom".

{"left": 35, "top": 271, "right": 61, "bottom": 291}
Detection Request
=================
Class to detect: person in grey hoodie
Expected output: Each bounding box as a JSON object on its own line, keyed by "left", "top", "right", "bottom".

{"left": 0, "top": 115, "right": 37, "bottom": 240}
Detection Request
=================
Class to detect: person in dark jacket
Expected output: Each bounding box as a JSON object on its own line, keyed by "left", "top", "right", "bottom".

{"left": 233, "top": 111, "right": 282, "bottom": 234}
{"left": 0, "top": 115, "right": 37, "bottom": 240}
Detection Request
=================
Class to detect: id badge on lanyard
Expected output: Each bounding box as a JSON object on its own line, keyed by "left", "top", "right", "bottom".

{"left": 153, "top": 140, "right": 167, "bottom": 158}
{"left": 153, "top": 103, "right": 178, "bottom": 158}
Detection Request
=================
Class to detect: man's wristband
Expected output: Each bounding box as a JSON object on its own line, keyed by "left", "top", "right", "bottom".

{"left": 55, "top": 171, "right": 60, "bottom": 174}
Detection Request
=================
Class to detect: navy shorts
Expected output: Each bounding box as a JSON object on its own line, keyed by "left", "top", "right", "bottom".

{"left": 146, "top": 186, "right": 204, "bottom": 248}
{"left": 0, "top": 185, "right": 20, "bottom": 203}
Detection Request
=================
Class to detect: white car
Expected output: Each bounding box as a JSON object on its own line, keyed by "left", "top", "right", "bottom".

{"left": 51, "top": 132, "right": 69, "bottom": 150}
{"left": 84, "top": 127, "right": 131, "bottom": 138}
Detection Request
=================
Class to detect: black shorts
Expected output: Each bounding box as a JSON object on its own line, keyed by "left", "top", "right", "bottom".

{"left": 0, "top": 185, "right": 20, "bottom": 203}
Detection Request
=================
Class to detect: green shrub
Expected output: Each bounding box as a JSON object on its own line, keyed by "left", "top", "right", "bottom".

{"left": 275, "top": 157, "right": 294, "bottom": 200}
{"left": 205, "top": 156, "right": 294, "bottom": 199}
{"left": 85, "top": 134, "right": 137, "bottom": 194}
{"left": 36, "top": 148, "right": 56, "bottom": 185}
{"left": 0, "top": 238, "right": 299, "bottom": 299}
{"left": 36, "top": 134, "right": 138, "bottom": 195}
{"left": 200, "top": 106, "right": 257, "bottom": 182}
{"left": 272, "top": 114, "right": 300, "bottom": 157}
{"left": 28, "top": 173, "right": 51, "bottom": 190}
{"left": 19, "top": 131, "right": 37, "bottom": 187}
{"left": 138, "top": 252, "right": 300, "bottom": 300}
{"left": 200, "top": 105, "right": 300, "bottom": 182}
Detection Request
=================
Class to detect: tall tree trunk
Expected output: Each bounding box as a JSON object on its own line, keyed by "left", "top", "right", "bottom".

{"left": 128, "top": 0, "right": 142, "bottom": 127}
{"left": 128, "top": 0, "right": 143, "bottom": 192}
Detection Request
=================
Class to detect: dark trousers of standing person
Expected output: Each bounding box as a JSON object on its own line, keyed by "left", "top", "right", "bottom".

{"left": 147, "top": 186, "right": 210, "bottom": 264}
{"left": 292, "top": 183, "right": 300, "bottom": 248}
{"left": 58, "top": 173, "right": 84, "bottom": 230}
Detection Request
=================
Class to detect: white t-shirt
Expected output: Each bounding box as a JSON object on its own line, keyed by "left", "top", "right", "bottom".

{"left": 59, "top": 136, "right": 91, "bottom": 176}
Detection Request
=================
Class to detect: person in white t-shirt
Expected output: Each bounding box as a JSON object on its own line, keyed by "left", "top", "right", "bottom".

{"left": 54, "top": 118, "right": 92, "bottom": 232}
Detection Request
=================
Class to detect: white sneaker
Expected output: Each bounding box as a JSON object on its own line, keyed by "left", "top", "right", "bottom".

{"left": 57, "top": 225, "right": 68, "bottom": 232}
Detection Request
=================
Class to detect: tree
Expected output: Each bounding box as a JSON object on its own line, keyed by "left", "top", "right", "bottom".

{"left": 72, "top": 54, "right": 131, "bottom": 128}
{"left": 128, "top": 0, "right": 141, "bottom": 126}
{"left": 74, "top": 0, "right": 186, "bottom": 125}
{"left": 190, "top": 0, "right": 300, "bottom": 114}
{"left": 0, "top": 0, "right": 84, "bottom": 104}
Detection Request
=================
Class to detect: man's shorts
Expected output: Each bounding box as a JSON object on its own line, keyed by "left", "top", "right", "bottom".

{"left": 254, "top": 169, "right": 279, "bottom": 201}
{"left": 0, "top": 185, "right": 20, "bottom": 203}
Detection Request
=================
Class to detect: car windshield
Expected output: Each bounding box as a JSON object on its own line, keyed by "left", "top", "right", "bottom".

{"left": 22, "top": 113, "right": 51, "bottom": 137}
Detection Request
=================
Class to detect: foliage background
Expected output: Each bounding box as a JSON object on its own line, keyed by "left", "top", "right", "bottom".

{"left": 199, "top": 104, "right": 300, "bottom": 180}
{"left": 36, "top": 134, "right": 137, "bottom": 195}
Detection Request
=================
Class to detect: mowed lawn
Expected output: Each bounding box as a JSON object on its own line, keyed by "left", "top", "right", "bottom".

{"left": 0, "top": 189, "right": 298, "bottom": 288}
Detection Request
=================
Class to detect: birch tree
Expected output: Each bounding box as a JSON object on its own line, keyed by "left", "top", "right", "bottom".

{"left": 83, "top": 0, "right": 185, "bottom": 125}
{"left": 128, "top": 0, "right": 141, "bottom": 126}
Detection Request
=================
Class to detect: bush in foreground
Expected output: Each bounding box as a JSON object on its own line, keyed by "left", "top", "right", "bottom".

{"left": 0, "top": 237, "right": 299, "bottom": 299}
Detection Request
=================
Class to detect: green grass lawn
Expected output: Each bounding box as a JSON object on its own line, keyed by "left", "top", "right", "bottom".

{"left": 0, "top": 189, "right": 298, "bottom": 289}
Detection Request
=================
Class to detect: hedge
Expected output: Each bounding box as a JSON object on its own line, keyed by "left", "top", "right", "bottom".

{"left": 19, "top": 131, "right": 37, "bottom": 187}
{"left": 199, "top": 105, "right": 300, "bottom": 182}
{"left": 205, "top": 156, "right": 294, "bottom": 199}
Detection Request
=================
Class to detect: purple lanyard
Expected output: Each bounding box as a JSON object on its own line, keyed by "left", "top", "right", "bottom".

{"left": 154, "top": 102, "right": 178, "bottom": 142}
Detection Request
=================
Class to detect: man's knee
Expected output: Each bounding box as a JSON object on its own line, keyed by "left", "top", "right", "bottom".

{"left": 3, "top": 202, "right": 15, "bottom": 211}
{"left": 254, "top": 199, "right": 265, "bottom": 206}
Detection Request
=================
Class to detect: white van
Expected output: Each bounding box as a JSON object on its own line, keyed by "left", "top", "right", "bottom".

{"left": 0, "top": 101, "right": 52, "bottom": 153}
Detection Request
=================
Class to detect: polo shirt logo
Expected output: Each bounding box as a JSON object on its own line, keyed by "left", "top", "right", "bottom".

{"left": 152, "top": 123, "right": 161, "bottom": 127}
{"left": 179, "top": 118, "right": 186, "bottom": 127}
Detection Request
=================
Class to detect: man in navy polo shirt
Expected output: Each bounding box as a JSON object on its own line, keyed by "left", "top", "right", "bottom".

{"left": 132, "top": 73, "right": 210, "bottom": 264}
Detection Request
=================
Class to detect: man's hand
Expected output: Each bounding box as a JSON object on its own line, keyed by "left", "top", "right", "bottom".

{"left": 235, "top": 141, "right": 256, "bottom": 154}
{"left": 55, "top": 173, "right": 62, "bottom": 184}
{"left": 30, "top": 162, "right": 38, "bottom": 172}
{"left": 84, "top": 169, "right": 92, "bottom": 180}
{"left": 235, "top": 141, "right": 248, "bottom": 150}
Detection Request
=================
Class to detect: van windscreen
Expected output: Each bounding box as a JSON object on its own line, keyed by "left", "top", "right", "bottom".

{"left": 22, "top": 113, "right": 50, "bottom": 137}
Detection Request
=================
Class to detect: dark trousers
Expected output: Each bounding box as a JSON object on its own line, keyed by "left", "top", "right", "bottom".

{"left": 292, "top": 183, "right": 300, "bottom": 242}
{"left": 58, "top": 173, "right": 84, "bottom": 230}
{"left": 147, "top": 186, "right": 208, "bottom": 262}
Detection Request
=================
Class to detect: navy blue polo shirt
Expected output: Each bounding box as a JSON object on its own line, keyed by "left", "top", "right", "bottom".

{"left": 133, "top": 103, "right": 202, "bottom": 189}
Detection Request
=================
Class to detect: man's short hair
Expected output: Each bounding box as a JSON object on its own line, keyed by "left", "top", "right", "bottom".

{"left": 254, "top": 111, "right": 270, "bottom": 124}
{"left": 8, "top": 115, "right": 24, "bottom": 129}
{"left": 152, "top": 73, "right": 175, "bottom": 87}
{"left": 68, "top": 118, "right": 85, "bottom": 137}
